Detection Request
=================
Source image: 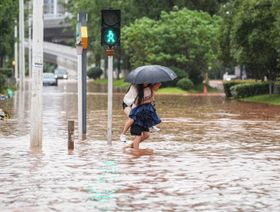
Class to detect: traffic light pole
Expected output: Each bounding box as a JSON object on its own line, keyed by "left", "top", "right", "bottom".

{"left": 106, "top": 48, "right": 114, "bottom": 145}
{"left": 101, "top": 9, "right": 121, "bottom": 144}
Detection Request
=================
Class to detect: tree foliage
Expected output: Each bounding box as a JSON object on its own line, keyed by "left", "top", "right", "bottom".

{"left": 219, "top": 0, "right": 280, "bottom": 80}
{"left": 66, "top": 0, "right": 228, "bottom": 75}
{"left": 0, "top": 0, "right": 18, "bottom": 67}
{"left": 122, "top": 9, "right": 221, "bottom": 84}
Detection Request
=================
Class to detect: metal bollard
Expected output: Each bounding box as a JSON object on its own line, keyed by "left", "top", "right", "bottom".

{"left": 68, "top": 120, "right": 74, "bottom": 150}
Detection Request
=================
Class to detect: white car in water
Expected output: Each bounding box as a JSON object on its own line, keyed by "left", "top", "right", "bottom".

{"left": 54, "top": 68, "right": 68, "bottom": 80}
{"left": 43, "top": 73, "right": 58, "bottom": 86}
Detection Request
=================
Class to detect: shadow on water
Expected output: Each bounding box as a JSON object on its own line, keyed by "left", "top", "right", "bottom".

{"left": 0, "top": 80, "right": 280, "bottom": 211}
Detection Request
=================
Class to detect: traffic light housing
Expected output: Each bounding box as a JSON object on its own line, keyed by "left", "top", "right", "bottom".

{"left": 101, "top": 9, "right": 121, "bottom": 47}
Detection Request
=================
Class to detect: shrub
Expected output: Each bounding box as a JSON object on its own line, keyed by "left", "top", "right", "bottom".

{"left": 0, "top": 69, "right": 13, "bottom": 78}
{"left": 275, "top": 81, "right": 280, "bottom": 86}
{"left": 87, "top": 67, "right": 103, "bottom": 79}
{"left": 161, "top": 66, "right": 188, "bottom": 87}
{"left": 176, "top": 77, "right": 194, "bottom": 91}
{"left": 272, "top": 81, "right": 280, "bottom": 94}
{"left": 223, "top": 80, "right": 257, "bottom": 97}
{"left": 43, "top": 62, "right": 57, "bottom": 73}
{"left": 230, "top": 82, "right": 269, "bottom": 98}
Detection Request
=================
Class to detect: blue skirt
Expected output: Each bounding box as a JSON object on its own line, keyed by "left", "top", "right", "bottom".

{"left": 129, "top": 103, "right": 161, "bottom": 129}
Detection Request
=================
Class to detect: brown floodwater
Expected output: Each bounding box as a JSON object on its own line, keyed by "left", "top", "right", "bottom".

{"left": 0, "top": 80, "right": 280, "bottom": 211}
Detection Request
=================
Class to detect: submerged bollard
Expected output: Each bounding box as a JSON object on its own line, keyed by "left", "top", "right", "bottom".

{"left": 68, "top": 120, "right": 74, "bottom": 150}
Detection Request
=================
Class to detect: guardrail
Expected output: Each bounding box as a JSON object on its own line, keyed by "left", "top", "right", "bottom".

{"left": 24, "top": 40, "right": 77, "bottom": 62}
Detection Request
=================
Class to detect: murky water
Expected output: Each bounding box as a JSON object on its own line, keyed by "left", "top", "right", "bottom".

{"left": 1, "top": 81, "right": 280, "bottom": 211}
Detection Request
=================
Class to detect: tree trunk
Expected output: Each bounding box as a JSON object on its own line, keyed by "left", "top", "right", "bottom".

{"left": 269, "top": 81, "right": 272, "bottom": 95}
{"left": 169, "top": 0, "right": 175, "bottom": 9}
{"left": 95, "top": 54, "right": 101, "bottom": 67}
{"left": 240, "top": 65, "right": 243, "bottom": 79}
{"left": 0, "top": 56, "right": 3, "bottom": 68}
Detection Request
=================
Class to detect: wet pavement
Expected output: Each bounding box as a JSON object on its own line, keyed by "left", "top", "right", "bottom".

{"left": 0, "top": 80, "right": 280, "bottom": 211}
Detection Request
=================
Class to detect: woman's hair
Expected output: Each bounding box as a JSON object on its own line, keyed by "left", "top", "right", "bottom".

{"left": 136, "top": 84, "right": 144, "bottom": 105}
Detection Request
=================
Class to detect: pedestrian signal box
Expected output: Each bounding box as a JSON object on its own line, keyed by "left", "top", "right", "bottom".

{"left": 101, "top": 9, "right": 121, "bottom": 47}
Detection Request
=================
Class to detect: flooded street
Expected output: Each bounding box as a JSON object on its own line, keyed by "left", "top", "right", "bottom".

{"left": 1, "top": 81, "right": 280, "bottom": 211}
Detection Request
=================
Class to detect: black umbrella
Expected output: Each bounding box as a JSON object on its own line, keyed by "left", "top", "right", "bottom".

{"left": 125, "top": 65, "right": 177, "bottom": 84}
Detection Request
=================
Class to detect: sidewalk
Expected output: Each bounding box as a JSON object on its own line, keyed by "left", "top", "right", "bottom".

{"left": 209, "top": 80, "right": 224, "bottom": 91}
{"left": 183, "top": 92, "right": 225, "bottom": 96}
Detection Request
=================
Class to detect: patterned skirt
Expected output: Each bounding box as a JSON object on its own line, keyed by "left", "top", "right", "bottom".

{"left": 129, "top": 103, "right": 161, "bottom": 129}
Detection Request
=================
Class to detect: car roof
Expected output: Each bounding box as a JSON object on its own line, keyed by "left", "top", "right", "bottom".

{"left": 55, "top": 68, "right": 67, "bottom": 73}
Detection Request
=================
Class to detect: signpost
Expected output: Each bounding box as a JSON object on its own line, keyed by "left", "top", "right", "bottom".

{"left": 76, "top": 12, "right": 88, "bottom": 141}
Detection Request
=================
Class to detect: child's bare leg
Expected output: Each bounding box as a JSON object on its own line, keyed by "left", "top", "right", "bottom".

{"left": 121, "top": 118, "right": 134, "bottom": 135}
{"left": 120, "top": 106, "right": 133, "bottom": 142}
{"left": 123, "top": 107, "right": 131, "bottom": 117}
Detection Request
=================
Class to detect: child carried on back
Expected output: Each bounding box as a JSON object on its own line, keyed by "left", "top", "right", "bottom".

{"left": 120, "top": 83, "right": 161, "bottom": 143}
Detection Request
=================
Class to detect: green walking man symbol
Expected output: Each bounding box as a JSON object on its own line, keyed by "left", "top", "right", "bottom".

{"left": 106, "top": 29, "right": 116, "bottom": 45}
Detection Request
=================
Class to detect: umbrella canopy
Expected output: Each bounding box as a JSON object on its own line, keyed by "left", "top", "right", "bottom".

{"left": 125, "top": 65, "right": 177, "bottom": 84}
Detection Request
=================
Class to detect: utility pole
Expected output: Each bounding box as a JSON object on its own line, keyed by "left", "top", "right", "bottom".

{"left": 53, "top": 0, "right": 57, "bottom": 16}
{"left": 19, "top": 0, "right": 25, "bottom": 90}
{"left": 76, "top": 12, "right": 88, "bottom": 140}
{"left": 14, "top": 21, "right": 18, "bottom": 82}
{"left": 30, "top": 0, "right": 43, "bottom": 147}
{"left": 28, "top": 1, "right": 32, "bottom": 79}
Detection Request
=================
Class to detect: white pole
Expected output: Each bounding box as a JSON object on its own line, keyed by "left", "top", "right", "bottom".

{"left": 107, "top": 54, "right": 113, "bottom": 145}
{"left": 19, "top": 0, "right": 25, "bottom": 90}
{"left": 14, "top": 22, "right": 18, "bottom": 82}
{"left": 77, "top": 46, "right": 83, "bottom": 140}
{"left": 30, "top": 0, "right": 43, "bottom": 147}
{"left": 28, "top": 1, "right": 32, "bottom": 79}
{"left": 54, "top": 0, "right": 57, "bottom": 16}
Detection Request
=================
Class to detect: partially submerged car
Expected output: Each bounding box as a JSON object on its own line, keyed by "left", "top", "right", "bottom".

{"left": 43, "top": 73, "right": 58, "bottom": 86}
{"left": 54, "top": 68, "right": 68, "bottom": 80}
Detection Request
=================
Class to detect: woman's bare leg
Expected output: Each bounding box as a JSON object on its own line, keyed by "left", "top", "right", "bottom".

{"left": 129, "top": 132, "right": 149, "bottom": 148}
{"left": 131, "top": 132, "right": 153, "bottom": 156}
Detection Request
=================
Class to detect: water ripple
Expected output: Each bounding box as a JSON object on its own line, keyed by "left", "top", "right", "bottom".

{"left": 1, "top": 84, "right": 280, "bottom": 211}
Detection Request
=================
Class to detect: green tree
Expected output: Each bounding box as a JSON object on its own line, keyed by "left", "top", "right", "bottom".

{"left": 66, "top": 0, "right": 230, "bottom": 77}
{"left": 219, "top": 0, "right": 280, "bottom": 80}
{"left": 122, "top": 9, "right": 221, "bottom": 84}
{"left": 0, "top": 0, "right": 18, "bottom": 67}
{"left": 272, "top": 0, "right": 280, "bottom": 70}
{"left": 218, "top": 1, "right": 236, "bottom": 71}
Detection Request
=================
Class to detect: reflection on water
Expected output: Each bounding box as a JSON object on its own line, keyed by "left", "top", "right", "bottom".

{"left": 1, "top": 81, "right": 280, "bottom": 211}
